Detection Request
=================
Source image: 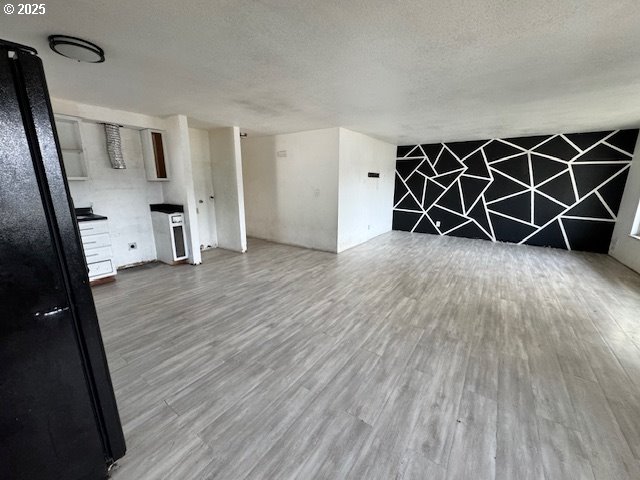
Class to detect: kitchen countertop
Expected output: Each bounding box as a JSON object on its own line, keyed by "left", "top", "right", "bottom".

{"left": 76, "top": 213, "right": 108, "bottom": 222}
{"left": 75, "top": 207, "right": 108, "bottom": 222}
{"left": 150, "top": 203, "right": 184, "bottom": 214}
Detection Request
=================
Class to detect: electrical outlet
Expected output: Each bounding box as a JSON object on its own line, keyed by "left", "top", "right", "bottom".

{"left": 128, "top": 242, "right": 137, "bottom": 250}
{"left": 435, "top": 221, "right": 441, "bottom": 228}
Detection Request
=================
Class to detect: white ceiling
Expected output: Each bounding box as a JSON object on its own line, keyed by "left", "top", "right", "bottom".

{"left": 2, "top": 0, "right": 640, "bottom": 144}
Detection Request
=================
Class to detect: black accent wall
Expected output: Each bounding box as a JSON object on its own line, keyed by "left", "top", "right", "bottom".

{"left": 393, "top": 129, "right": 638, "bottom": 253}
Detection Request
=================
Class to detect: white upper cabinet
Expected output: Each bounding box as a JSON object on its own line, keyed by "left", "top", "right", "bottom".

{"left": 141, "top": 129, "right": 169, "bottom": 181}
{"left": 55, "top": 115, "right": 88, "bottom": 180}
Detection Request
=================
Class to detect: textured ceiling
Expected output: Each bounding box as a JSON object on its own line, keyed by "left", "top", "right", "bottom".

{"left": 2, "top": 0, "right": 640, "bottom": 144}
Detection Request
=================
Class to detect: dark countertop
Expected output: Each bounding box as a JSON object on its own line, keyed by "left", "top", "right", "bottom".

{"left": 77, "top": 213, "right": 108, "bottom": 222}
{"left": 150, "top": 203, "right": 184, "bottom": 214}
{"left": 75, "top": 207, "right": 108, "bottom": 222}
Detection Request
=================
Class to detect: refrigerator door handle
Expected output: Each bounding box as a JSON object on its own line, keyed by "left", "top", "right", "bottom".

{"left": 35, "top": 306, "right": 70, "bottom": 318}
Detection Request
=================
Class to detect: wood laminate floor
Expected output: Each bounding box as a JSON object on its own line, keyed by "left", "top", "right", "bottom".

{"left": 96, "top": 232, "right": 640, "bottom": 479}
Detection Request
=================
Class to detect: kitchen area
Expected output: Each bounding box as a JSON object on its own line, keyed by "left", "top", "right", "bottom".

{"left": 53, "top": 102, "right": 227, "bottom": 284}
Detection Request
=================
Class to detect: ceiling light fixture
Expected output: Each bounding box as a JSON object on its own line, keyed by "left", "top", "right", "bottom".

{"left": 48, "top": 35, "right": 105, "bottom": 63}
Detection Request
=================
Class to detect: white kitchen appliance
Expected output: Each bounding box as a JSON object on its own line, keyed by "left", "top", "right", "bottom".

{"left": 151, "top": 206, "right": 188, "bottom": 264}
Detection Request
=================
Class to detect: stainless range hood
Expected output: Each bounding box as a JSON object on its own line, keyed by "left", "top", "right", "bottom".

{"left": 103, "top": 123, "right": 125, "bottom": 169}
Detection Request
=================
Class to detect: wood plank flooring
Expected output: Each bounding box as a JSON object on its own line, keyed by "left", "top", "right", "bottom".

{"left": 95, "top": 232, "right": 640, "bottom": 479}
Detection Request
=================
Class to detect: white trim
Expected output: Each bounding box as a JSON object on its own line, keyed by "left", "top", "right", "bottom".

{"left": 424, "top": 214, "right": 440, "bottom": 233}
{"left": 519, "top": 164, "right": 630, "bottom": 244}
{"left": 484, "top": 198, "right": 497, "bottom": 241}
{"left": 470, "top": 218, "right": 493, "bottom": 241}
{"left": 561, "top": 216, "right": 616, "bottom": 222}
{"left": 438, "top": 144, "right": 465, "bottom": 172}
{"left": 457, "top": 140, "right": 494, "bottom": 161}
{"left": 434, "top": 167, "right": 466, "bottom": 178}
{"left": 430, "top": 169, "right": 465, "bottom": 189}
{"left": 464, "top": 181, "right": 492, "bottom": 214}
{"left": 398, "top": 172, "right": 426, "bottom": 213}
{"left": 426, "top": 213, "right": 443, "bottom": 235}
{"left": 595, "top": 190, "right": 616, "bottom": 220}
{"left": 570, "top": 160, "right": 631, "bottom": 165}
{"left": 410, "top": 213, "right": 425, "bottom": 232}
{"left": 485, "top": 189, "right": 531, "bottom": 205}
{"left": 526, "top": 134, "right": 558, "bottom": 152}
{"left": 429, "top": 177, "right": 448, "bottom": 190}
{"left": 497, "top": 138, "right": 528, "bottom": 152}
{"left": 487, "top": 152, "right": 527, "bottom": 165}
{"left": 404, "top": 145, "right": 423, "bottom": 158}
{"left": 568, "top": 166, "right": 579, "bottom": 205}
{"left": 430, "top": 203, "right": 467, "bottom": 218}
{"left": 394, "top": 208, "right": 423, "bottom": 213}
{"left": 400, "top": 158, "right": 428, "bottom": 181}
{"left": 534, "top": 168, "right": 570, "bottom": 189}
{"left": 558, "top": 218, "right": 571, "bottom": 250}
{"left": 489, "top": 167, "right": 532, "bottom": 189}
{"left": 602, "top": 140, "right": 634, "bottom": 157}
{"left": 425, "top": 178, "right": 457, "bottom": 213}
{"left": 461, "top": 172, "right": 492, "bottom": 181}
{"left": 442, "top": 143, "right": 462, "bottom": 162}
{"left": 529, "top": 151, "right": 569, "bottom": 164}
{"left": 481, "top": 148, "right": 494, "bottom": 182}
{"left": 430, "top": 145, "right": 445, "bottom": 166}
{"left": 533, "top": 189, "right": 569, "bottom": 208}
{"left": 487, "top": 209, "right": 536, "bottom": 227}
{"left": 393, "top": 191, "right": 410, "bottom": 209}
{"left": 442, "top": 220, "right": 472, "bottom": 235}
{"left": 527, "top": 152, "right": 535, "bottom": 224}
{"left": 560, "top": 134, "right": 582, "bottom": 153}
{"left": 421, "top": 175, "right": 428, "bottom": 206}
{"left": 569, "top": 130, "right": 617, "bottom": 162}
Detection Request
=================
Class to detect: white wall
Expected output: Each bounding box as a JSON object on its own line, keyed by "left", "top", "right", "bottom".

{"left": 189, "top": 128, "right": 218, "bottom": 250}
{"left": 162, "top": 115, "right": 201, "bottom": 264}
{"left": 66, "top": 123, "right": 162, "bottom": 268}
{"left": 242, "top": 128, "right": 340, "bottom": 252}
{"left": 610, "top": 134, "right": 640, "bottom": 274}
{"left": 337, "top": 129, "right": 396, "bottom": 252}
{"left": 210, "top": 127, "right": 247, "bottom": 252}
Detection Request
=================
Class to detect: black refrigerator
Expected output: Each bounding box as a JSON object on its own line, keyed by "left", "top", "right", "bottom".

{"left": 0, "top": 40, "right": 126, "bottom": 479}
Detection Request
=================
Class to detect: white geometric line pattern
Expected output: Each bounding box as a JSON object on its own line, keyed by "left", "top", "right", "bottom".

{"left": 393, "top": 129, "right": 639, "bottom": 253}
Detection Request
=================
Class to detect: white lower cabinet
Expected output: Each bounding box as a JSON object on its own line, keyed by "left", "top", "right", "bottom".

{"left": 88, "top": 260, "right": 115, "bottom": 278}
{"left": 79, "top": 220, "right": 117, "bottom": 282}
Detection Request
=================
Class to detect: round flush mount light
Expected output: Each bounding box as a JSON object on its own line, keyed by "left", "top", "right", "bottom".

{"left": 48, "top": 35, "right": 104, "bottom": 63}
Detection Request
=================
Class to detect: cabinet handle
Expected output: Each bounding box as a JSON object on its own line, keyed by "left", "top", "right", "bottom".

{"left": 85, "top": 241, "right": 97, "bottom": 245}
{"left": 86, "top": 253, "right": 99, "bottom": 257}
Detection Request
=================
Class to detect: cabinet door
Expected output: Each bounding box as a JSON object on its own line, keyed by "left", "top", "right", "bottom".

{"left": 141, "top": 129, "right": 169, "bottom": 180}
{"left": 54, "top": 115, "right": 88, "bottom": 180}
